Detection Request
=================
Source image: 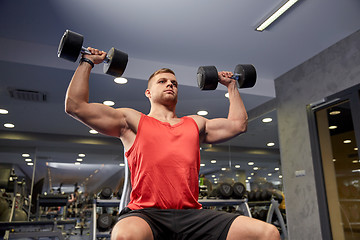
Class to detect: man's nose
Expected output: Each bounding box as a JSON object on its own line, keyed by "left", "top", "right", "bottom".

{"left": 166, "top": 81, "right": 173, "bottom": 88}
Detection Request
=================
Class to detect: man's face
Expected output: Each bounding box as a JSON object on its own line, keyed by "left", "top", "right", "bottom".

{"left": 146, "top": 72, "right": 178, "bottom": 105}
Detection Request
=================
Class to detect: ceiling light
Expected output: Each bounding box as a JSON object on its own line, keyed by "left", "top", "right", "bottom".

{"left": 103, "top": 100, "right": 115, "bottom": 106}
{"left": 78, "top": 153, "right": 85, "bottom": 157}
{"left": 75, "top": 162, "right": 81, "bottom": 165}
{"left": 4, "top": 123, "right": 15, "bottom": 128}
{"left": 0, "top": 109, "right": 8, "bottom": 114}
{"left": 197, "top": 110, "right": 208, "bottom": 116}
{"left": 329, "top": 110, "right": 341, "bottom": 115}
{"left": 262, "top": 118, "right": 272, "bottom": 123}
{"left": 267, "top": 142, "right": 275, "bottom": 147}
{"left": 279, "top": 175, "right": 283, "bottom": 179}
{"left": 27, "top": 162, "right": 34, "bottom": 166}
{"left": 221, "top": 168, "right": 227, "bottom": 171}
{"left": 25, "top": 158, "right": 32, "bottom": 162}
{"left": 352, "top": 169, "right": 360, "bottom": 173}
{"left": 352, "top": 160, "right": 359, "bottom": 164}
{"left": 256, "top": 0, "right": 301, "bottom": 32}
{"left": 89, "top": 129, "right": 98, "bottom": 134}
{"left": 343, "top": 139, "right": 352, "bottom": 144}
{"left": 275, "top": 167, "right": 280, "bottom": 171}
{"left": 212, "top": 175, "right": 216, "bottom": 178}
{"left": 119, "top": 163, "right": 125, "bottom": 167}
{"left": 247, "top": 176, "right": 252, "bottom": 180}
{"left": 114, "top": 77, "right": 128, "bottom": 84}
{"left": 333, "top": 159, "right": 336, "bottom": 162}
{"left": 329, "top": 126, "right": 337, "bottom": 130}
{"left": 211, "top": 159, "right": 217, "bottom": 164}
{"left": 253, "top": 167, "right": 259, "bottom": 170}
{"left": 248, "top": 162, "right": 254, "bottom": 166}
{"left": 225, "top": 93, "right": 229, "bottom": 98}
{"left": 245, "top": 180, "right": 249, "bottom": 183}
{"left": 200, "top": 163, "right": 205, "bottom": 167}
{"left": 268, "top": 173, "right": 272, "bottom": 176}
{"left": 22, "top": 153, "right": 30, "bottom": 157}
{"left": 251, "top": 173, "right": 254, "bottom": 175}
{"left": 76, "top": 158, "right": 83, "bottom": 162}
{"left": 355, "top": 148, "right": 358, "bottom": 151}
{"left": 235, "top": 165, "right": 240, "bottom": 168}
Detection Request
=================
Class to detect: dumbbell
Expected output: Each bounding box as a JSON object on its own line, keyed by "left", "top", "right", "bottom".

{"left": 98, "top": 187, "right": 113, "bottom": 199}
{"left": 57, "top": 29, "right": 128, "bottom": 77}
{"left": 232, "top": 182, "right": 246, "bottom": 199}
{"left": 217, "top": 183, "right": 233, "bottom": 199}
{"left": 197, "top": 64, "right": 256, "bottom": 90}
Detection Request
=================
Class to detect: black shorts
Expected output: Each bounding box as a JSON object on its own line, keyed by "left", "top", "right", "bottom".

{"left": 117, "top": 207, "right": 239, "bottom": 240}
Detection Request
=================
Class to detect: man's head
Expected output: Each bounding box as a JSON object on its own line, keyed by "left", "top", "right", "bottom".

{"left": 145, "top": 68, "right": 178, "bottom": 107}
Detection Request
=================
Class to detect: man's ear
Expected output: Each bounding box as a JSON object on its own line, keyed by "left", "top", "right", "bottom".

{"left": 145, "top": 89, "right": 151, "bottom": 99}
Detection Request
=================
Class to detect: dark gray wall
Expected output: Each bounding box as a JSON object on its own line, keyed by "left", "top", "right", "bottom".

{"left": 275, "top": 30, "right": 360, "bottom": 239}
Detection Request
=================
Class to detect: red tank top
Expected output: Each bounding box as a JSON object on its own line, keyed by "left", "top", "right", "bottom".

{"left": 125, "top": 114, "right": 202, "bottom": 210}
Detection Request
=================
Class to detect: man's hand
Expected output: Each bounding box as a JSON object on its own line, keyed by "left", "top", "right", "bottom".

{"left": 218, "top": 71, "right": 236, "bottom": 87}
{"left": 83, "top": 47, "right": 107, "bottom": 64}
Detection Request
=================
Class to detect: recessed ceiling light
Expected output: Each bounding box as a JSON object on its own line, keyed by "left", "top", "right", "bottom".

{"left": 200, "top": 163, "right": 205, "bottom": 167}
{"left": 89, "top": 129, "right": 98, "bottom": 134}
{"left": 103, "top": 100, "right": 115, "bottom": 106}
{"left": 268, "top": 173, "right": 272, "bottom": 176}
{"left": 114, "top": 77, "right": 128, "bottom": 84}
{"left": 267, "top": 142, "right": 275, "bottom": 147}
{"left": 262, "top": 118, "right": 272, "bottom": 123}
{"left": 329, "top": 110, "right": 341, "bottom": 115}
{"left": 76, "top": 158, "right": 83, "bottom": 162}
{"left": 343, "top": 139, "right": 352, "bottom": 144}
{"left": 211, "top": 159, "right": 217, "bottom": 164}
{"left": 248, "top": 162, "right": 254, "bottom": 166}
{"left": 279, "top": 175, "right": 283, "bottom": 179}
{"left": 352, "top": 160, "right": 359, "bottom": 164}
{"left": 27, "top": 162, "right": 34, "bottom": 166}
{"left": 253, "top": 167, "right": 259, "bottom": 170}
{"left": 197, "top": 110, "right": 208, "bottom": 116}
{"left": 78, "top": 153, "right": 86, "bottom": 157}
{"left": 275, "top": 167, "right": 280, "bottom": 171}
{"left": 251, "top": 172, "right": 254, "bottom": 175}
{"left": 0, "top": 109, "right": 8, "bottom": 114}
{"left": 247, "top": 176, "right": 252, "bottom": 180}
{"left": 235, "top": 165, "right": 240, "bottom": 168}
{"left": 119, "top": 163, "right": 125, "bottom": 167}
{"left": 22, "top": 153, "right": 30, "bottom": 157}
{"left": 25, "top": 158, "right": 32, "bottom": 162}
{"left": 221, "top": 168, "right": 227, "bottom": 171}
{"left": 333, "top": 159, "right": 336, "bottom": 162}
{"left": 212, "top": 175, "right": 216, "bottom": 178}
{"left": 355, "top": 148, "right": 358, "bottom": 151}
{"left": 329, "top": 126, "right": 337, "bottom": 130}
{"left": 75, "top": 162, "right": 81, "bottom": 165}
{"left": 4, "top": 123, "right": 15, "bottom": 128}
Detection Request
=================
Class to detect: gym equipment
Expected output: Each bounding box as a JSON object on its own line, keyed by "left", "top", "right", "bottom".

{"left": 57, "top": 29, "right": 128, "bottom": 77}
{"left": 232, "top": 182, "right": 246, "bottom": 199}
{"left": 217, "top": 183, "right": 233, "bottom": 199}
{"left": 97, "top": 213, "right": 114, "bottom": 232}
{"left": 197, "top": 64, "right": 256, "bottom": 90}
{"left": 99, "top": 187, "right": 113, "bottom": 199}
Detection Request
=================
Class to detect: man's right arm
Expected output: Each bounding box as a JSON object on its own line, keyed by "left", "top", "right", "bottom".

{"left": 65, "top": 48, "right": 140, "bottom": 139}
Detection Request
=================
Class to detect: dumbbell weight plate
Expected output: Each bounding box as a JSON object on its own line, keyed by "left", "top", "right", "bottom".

{"left": 97, "top": 213, "right": 113, "bottom": 231}
{"left": 57, "top": 30, "right": 84, "bottom": 62}
{"left": 218, "top": 183, "right": 233, "bottom": 199}
{"left": 197, "top": 66, "right": 219, "bottom": 90}
{"left": 234, "top": 64, "right": 257, "bottom": 88}
{"left": 103, "top": 47, "right": 128, "bottom": 77}
{"left": 232, "top": 182, "right": 246, "bottom": 199}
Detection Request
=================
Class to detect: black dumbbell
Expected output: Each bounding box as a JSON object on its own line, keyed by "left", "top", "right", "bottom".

{"left": 217, "top": 183, "right": 233, "bottom": 199}
{"left": 57, "top": 29, "right": 128, "bottom": 77}
{"left": 197, "top": 64, "right": 256, "bottom": 90}
{"left": 232, "top": 182, "right": 246, "bottom": 199}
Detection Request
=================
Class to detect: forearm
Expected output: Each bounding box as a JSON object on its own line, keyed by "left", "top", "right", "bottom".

{"left": 65, "top": 62, "right": 92, "bottom": 115}
{"left": 227, "top": 81, "right": 248, "bottom": 130}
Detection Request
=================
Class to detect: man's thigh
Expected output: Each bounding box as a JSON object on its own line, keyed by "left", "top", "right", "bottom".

{"left": 111, "top": 216, "right": 154, "bottom": 240}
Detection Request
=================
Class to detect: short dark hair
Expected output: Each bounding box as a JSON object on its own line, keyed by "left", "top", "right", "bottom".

{"left": 148, "top": 68, "right": 175, "bottom": 88}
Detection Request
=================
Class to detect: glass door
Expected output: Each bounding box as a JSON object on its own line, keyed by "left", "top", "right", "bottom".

{"left": 308, "top": 84, "right": 360, "bottom": 240}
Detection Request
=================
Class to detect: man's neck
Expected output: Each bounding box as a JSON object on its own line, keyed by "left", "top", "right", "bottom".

{"left": 148, "top": 104, "right": 177, "bottom": 121}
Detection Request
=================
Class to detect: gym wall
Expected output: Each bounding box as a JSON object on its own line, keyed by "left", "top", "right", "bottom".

{"left": 274, "top": 29, "right": 360, "bottom": 239}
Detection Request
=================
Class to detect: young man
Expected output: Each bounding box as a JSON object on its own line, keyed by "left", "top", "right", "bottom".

{"left": 65, "top": 48, "right": 280, "bottom": 240}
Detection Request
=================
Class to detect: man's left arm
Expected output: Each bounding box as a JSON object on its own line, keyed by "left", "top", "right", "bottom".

{"left": 202, "top": 71, "right": 248, "bottom": 144}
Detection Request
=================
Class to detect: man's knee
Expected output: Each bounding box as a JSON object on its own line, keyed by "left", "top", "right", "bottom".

{"left": 263, "top": 223, "right": 280, "bottom": 240}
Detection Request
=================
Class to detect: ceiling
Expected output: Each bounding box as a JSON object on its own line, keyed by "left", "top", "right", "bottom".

{"left": 0, "top": 0, "right": 359, "bottom": 194}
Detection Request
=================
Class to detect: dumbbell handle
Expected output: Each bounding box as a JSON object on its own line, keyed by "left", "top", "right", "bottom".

{"left": 81, "top": 46, "right": 110, "bottom": 63}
